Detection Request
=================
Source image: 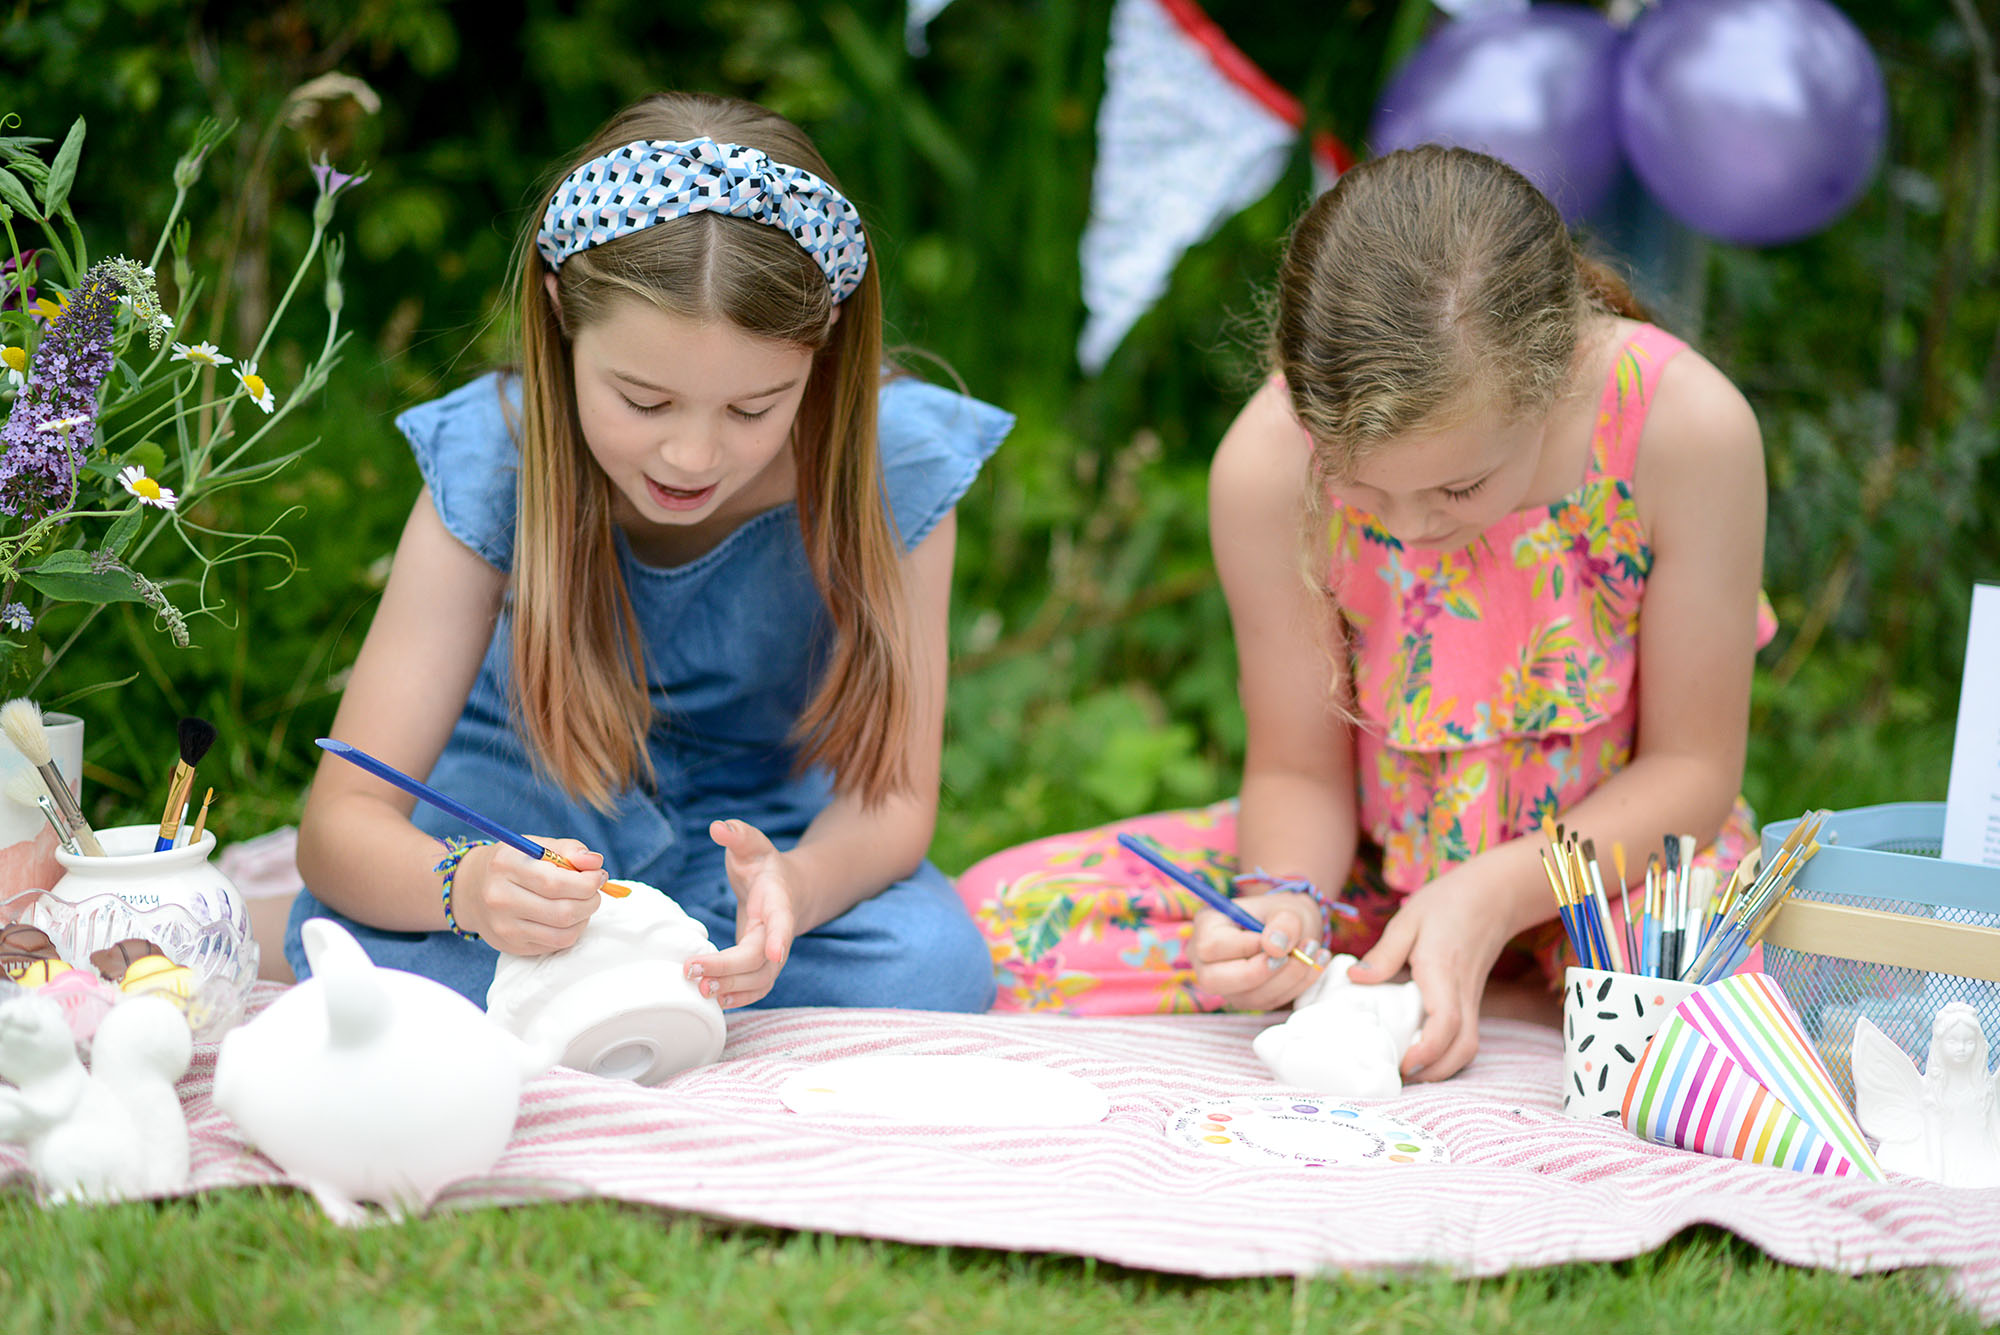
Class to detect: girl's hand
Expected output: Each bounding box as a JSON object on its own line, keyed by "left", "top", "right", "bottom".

{"left": 1347, "top": 863, "right": 1515, "bottom": 1083}
{"left": 452, "top": 837, "right": 606, "bottom": 956}
{"left": 1186, "top": 891, "right": 1325, "bottom": 1011}
{"left": 697, "top": 819, "right": 801, "bottom": 1009}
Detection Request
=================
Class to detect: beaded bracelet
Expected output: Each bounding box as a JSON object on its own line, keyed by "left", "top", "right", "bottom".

{"left": 433, "top": 836, "right": 495, "bottom": 941}
{"left": 1230, "top": 866, "right": 1357, "bottom": 949}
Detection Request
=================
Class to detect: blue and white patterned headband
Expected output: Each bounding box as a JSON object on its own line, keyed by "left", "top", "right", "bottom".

{"left": 536, "top": 137, "right": 869, "bottom": 303}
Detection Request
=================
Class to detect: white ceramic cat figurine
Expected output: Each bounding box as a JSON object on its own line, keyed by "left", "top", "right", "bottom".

{"left": 212, "top": 918, "right": 551, "bottom": 1222}
{"left": 486, "top": 880, "right": 726, "bottom": 1086}
{"left": 1252, "top": 954, "right": 1426, "bottom": 1099}
{"left": 1852, "top": 1004, "right": 2000, "bottom": 1189}
{"left": 0, "top": 993, "right": 191, "bottom": 1202}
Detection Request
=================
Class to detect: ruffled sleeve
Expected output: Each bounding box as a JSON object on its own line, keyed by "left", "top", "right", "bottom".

{"left": 876, "top": 373, "right": 1014, "bottom": 551}
{"left": 394, "top": 372, "right": 523, "bottom": 572}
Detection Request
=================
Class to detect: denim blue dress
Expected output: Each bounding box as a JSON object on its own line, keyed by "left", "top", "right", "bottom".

{"left": 286, "top": 371, "right": 1012, "bottom": 1012}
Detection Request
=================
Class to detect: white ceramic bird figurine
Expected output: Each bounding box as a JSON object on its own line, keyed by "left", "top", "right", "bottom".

{"left": 1252, "top": 953, "right": 1426, "bottom": 1099}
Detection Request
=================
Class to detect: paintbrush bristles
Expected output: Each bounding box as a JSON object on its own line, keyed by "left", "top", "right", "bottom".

{"left": 177, "top": 716, "right": 217, "bottom": 766}
{"left": 2, "top": 769, "right": 47, "bottom": 808}
{"left": 0, "top": 698, "right": 52, "bottom": 766}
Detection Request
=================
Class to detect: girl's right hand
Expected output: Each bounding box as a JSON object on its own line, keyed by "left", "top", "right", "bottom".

{"left": 449, "top": 838, "right": 607, "bottom": 956}
{"left": 1187, "top": 891, "right": 1324, "bottom": 1010}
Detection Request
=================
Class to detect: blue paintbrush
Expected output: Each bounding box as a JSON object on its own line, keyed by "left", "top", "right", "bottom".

{"left": 316, "top": 737, "right": 616, "bottom": 887}
{"left": 1116, "top": 832, "right": 1335, "bottom": 972}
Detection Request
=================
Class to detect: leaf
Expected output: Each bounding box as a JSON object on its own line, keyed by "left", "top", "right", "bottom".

{"left": 0, "top": 167, "right": 35, "bottom": 220}
{"left": 41, "top": 118, "right": 85, "bottom": 218}
{"left": 19, "top": 568, "right": 145, "bottom": 604}
{"left": 48, "top": 672, "right": 139, "bottom": 709}
{"left": 122, "top": 440, "right": 167, "bottom": 479}
{"left": 104, "top": 508, "right": 140, "bottom": 558}
{"left": 31, "top": 549, "right": 96, "bottom": 573}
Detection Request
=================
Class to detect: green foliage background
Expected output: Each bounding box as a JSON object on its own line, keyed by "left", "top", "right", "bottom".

{"left": 5, "top": 0, "right": 1997, "bottom": 871}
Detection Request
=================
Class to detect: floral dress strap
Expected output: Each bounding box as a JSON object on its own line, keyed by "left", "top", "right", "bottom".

{"left": 1589, "top": 325, "right": 1688, "bottom": 483}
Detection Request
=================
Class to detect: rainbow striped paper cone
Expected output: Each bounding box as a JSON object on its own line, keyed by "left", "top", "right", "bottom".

{"left": 1622, "top": 972, "right": 1884, "bottom": 1180}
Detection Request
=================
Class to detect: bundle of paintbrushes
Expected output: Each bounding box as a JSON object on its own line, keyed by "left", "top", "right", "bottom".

{"left": 1540, "top": 810, "right": 1830, "bottom": 984}
{"left": 0, "top": 697, "right": 105, "bottom": 856}
{"left": 154, "top": 716, "right": 217, "bottom": 851}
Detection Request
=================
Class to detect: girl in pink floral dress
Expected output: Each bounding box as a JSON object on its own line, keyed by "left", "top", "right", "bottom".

{"left": 957, "top": 147, "right": 1774, "bottom": 1082}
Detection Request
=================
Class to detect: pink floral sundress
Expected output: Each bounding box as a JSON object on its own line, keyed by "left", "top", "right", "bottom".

{"left": 956, "top": 325, "right": 1776, "bottom": 1014}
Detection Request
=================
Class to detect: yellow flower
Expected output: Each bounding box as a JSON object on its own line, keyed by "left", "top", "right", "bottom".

{"left": 32, "top": 294, "right": 66, "bottom": 323}
{"left": 232, "top": 361, "right": 276, "bottom": 414}
{"left": 0, "top": 345, "right": 24, "bottom": 389}
{"left": 118, "top": 464, "right": 179, "bottom": 511}
{"left": 170, "top": 341, "right": 232, "bottom": 368}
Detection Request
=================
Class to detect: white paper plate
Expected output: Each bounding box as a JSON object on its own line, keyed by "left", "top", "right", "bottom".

{"left": 1166, "top": 1094, "right": 1450, "bottom": 1168}
{"left": 779, "top": 1054, "right": 1110, "bottom": 1126}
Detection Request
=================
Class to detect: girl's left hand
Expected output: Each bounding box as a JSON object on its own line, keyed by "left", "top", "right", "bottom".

{"left": 1346, "top": 862, "right": 1517, "bottom": 1083}
{"left": 696, "top": 819, "right": 801, "bottom": 1008}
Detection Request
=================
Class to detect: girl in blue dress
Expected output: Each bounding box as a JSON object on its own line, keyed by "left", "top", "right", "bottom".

{"left": 289, "top": 92, "right": 1011, "bottom": 1012}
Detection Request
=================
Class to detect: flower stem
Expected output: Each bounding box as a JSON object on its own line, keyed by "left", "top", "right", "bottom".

{"left": 247, "top": 220, "right": 325, "bottom": 369}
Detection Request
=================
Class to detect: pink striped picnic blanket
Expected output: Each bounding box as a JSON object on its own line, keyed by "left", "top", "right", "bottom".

{"left": 7, "top": 984, "right": 1998, "bottom": 1319}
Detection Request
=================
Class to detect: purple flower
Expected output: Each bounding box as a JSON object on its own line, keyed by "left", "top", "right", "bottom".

{"left": 310, "top": 156, "right": 369, "bottom": 227}
{"left": 310, "top": 159, "right": 364, "bottom": 197}
{"left": 0, "top": 250, "right": 38, "bottom": 312}
{"left": 0, "top": 257, "right": 149, "bottom": 517}
{"left": 1, "top": 603, "right": 31, "bottom": 633}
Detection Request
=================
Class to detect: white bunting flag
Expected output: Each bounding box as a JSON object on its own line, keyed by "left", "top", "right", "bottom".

{"left": 1078, "top": 0, "right": 1346, "bottom": 372}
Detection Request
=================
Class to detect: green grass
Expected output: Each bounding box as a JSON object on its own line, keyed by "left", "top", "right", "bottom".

{"left": 0, "top": 1191, "right": 1987, "bottom": 1334}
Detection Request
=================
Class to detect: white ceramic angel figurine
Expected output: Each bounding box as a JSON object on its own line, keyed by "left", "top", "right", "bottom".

{"left": 0, "top": 993, "right": 192, "bottom": 1202}
{"left": 1252, "top": 954, "right": 1426, "bottom": 1099}
{"left": 1852, "top": 1004, "right": 2000, "bottom": 1189}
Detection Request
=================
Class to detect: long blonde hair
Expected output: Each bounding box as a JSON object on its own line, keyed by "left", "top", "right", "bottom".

{"left": 509, "top": 92, "right": 908, "bottom": 811}
{"left": 1273, "top": 145, "right": 1647, "bottom": 486}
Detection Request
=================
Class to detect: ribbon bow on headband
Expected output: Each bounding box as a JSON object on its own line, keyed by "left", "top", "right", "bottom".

{"left": 535, "top": 137, "right": 869, "bottom": 303}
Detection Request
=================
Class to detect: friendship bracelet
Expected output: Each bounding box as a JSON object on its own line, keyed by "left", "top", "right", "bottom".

{"left": 433, "top": 836, "right": 495, "bottom": 941}
{"left": 1231, "top": 866, "right": 1358, "bottom": 948}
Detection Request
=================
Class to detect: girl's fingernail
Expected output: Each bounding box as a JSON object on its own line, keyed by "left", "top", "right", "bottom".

{"left": 686, "top": 963, "right": 704, "bottom": 980}
{"left": 717, "top": 994, "right": 736, "bottom": 1009}
{"left": 1266, "top": 956, "right": 1283, "bottom": 972}
{"left": 1267, "top": 930, "right": 1290, "bottom": 953}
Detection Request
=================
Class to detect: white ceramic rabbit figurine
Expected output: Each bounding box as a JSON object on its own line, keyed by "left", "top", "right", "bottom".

{"left": 1852, "top": 1005, "right": 2000, "bottom": 1189}
{"left": 212, "top": 918, "right": 552, "bottom": 1222}
{"left": 0, "top": 992, "right": 191, "bottom": 1202}
{"left": 1253, "top": 954, "right": 1426, "bottom": 1099}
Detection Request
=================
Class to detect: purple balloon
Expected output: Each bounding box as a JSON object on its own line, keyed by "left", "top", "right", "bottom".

{"left": 1618, "top": 0, "right": 1887, "bottom": 246}
{"left": 1370, "top": 6, "right": 1624, "bottom": 222}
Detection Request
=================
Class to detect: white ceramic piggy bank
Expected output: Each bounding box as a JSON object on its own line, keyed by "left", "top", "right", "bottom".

{"left": 212, "top": 918, "right": 550, "bottom": 1221}
{"left": 486, "top": 880, "right": 725, "bottom": 1086}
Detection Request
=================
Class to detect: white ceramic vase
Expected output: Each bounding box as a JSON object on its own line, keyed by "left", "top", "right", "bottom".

{"left": 0, "top": 712, "right": 84, "bottom": 898}
{"left": 38, "top": 823, "right": 259, "bottom": 1036}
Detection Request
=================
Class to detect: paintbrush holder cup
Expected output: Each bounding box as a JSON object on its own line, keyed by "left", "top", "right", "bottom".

{"left": 1561, "top": 967, "right": 1699, "bottom": 1121}
{"left": 0, "top": 711, "right": 83, "bottom": 900}
{"left": 41, "top": 823, "right": 258, "bottom": 1037}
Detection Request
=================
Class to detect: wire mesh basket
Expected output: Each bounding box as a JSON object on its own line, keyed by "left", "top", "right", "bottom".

{"left": 1759, "top": 802, "right": 2000, "bottom": 1106}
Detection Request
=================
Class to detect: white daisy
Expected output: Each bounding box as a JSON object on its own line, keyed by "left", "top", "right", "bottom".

{"left": 233, "top": 361, "right": 276, "bottom": 414}
{"left": 118, "top": 465, "right": 178, "bottom": 511}
{"left": 37, "top": 415, "right": 91, "bottom": 435}
{"left": 171, "top": 341, "right": 231, "bottom": 368}
{"left": 1, "top": 345, "right": 24, "bottom": 389}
